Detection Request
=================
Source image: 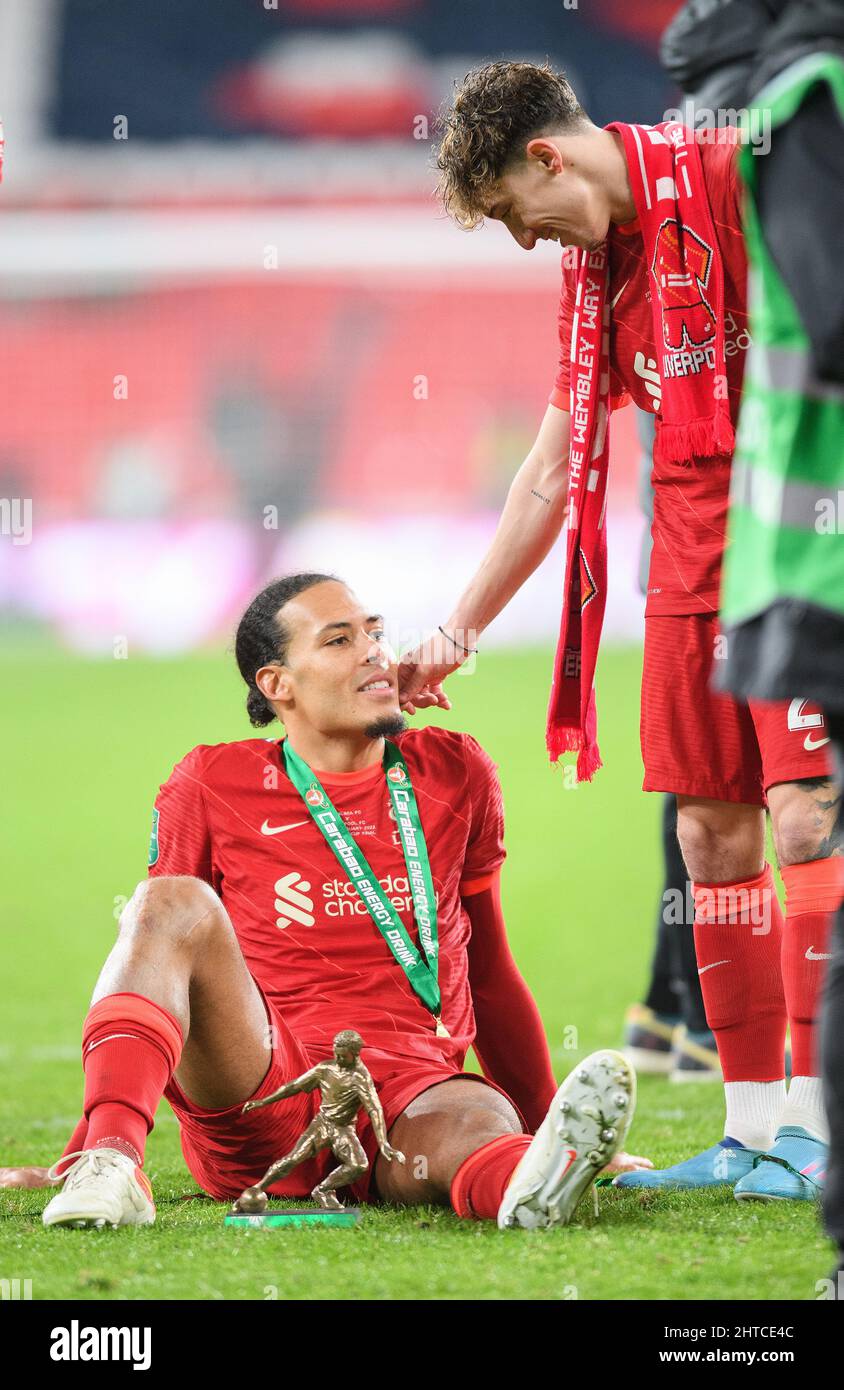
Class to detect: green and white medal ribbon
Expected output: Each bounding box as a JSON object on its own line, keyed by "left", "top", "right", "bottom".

{"left": 282, "top": 739, "right": 447, "bottom": 1036}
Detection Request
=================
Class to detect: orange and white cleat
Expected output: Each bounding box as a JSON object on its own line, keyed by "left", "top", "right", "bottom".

{"left": 42, "top": 1148, "right": 155, "bottom": 1229}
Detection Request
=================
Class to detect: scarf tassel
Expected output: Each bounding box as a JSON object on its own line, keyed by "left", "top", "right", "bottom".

{"left": 546, "top": 690, "right": 603, "bottom": 782}
{"left": 546, "top": 727, "right": 603, "bottom": 782}
{"left": 653, "top": 410, "right": 735, "bottom": 468}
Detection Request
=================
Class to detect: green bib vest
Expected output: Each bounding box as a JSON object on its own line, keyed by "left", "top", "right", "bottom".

{"left": 720, "top": 51, "right": 844, "bottom": 629}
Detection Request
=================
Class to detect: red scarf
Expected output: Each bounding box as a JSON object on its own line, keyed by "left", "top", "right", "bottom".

{"left": 546, "top": 121, "right": 735, "bottom": 779}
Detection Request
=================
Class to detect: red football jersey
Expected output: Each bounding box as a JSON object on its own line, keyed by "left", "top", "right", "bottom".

{"left": 148, "top": 726, "right": 505, "bottom": 1071}
{"left": 551, "top": 133, "right": 750, "bottom": 616}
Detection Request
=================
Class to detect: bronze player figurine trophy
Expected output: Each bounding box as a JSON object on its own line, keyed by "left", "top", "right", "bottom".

{"left": 227, "top": 1029, "right": 405, "bottom": 1227}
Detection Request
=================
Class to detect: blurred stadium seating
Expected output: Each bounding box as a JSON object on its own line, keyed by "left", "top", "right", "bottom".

{"left": 0, "top": 0, "right": 679, "bottom": 652}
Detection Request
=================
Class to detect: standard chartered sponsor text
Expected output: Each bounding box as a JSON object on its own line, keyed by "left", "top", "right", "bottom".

{"left": 321, "top": 872, "right": 440, "bottom": 921}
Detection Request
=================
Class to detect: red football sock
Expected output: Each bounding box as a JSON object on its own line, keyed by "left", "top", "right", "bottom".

{"left": 692, "top": 864, "right": 786, "bottom": 1082}
{"left": 780, "top": 859, "right": 844, "bottom": 1077}
{"left": 79, "top": 992, "right": 183, "bottom": 1166}
{"left": 450, "top": 1134, "right": 532, "bottom": 1221}
{"left": 59, "top": 1115, "right": 90, "bottom": 1170}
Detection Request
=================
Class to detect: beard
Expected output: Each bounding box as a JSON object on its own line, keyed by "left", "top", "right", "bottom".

{"left": 363, "top": 712, "right": 407, "bottom": 740}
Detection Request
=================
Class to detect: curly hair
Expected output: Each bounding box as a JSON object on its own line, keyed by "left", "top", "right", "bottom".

{"left": 333, "top": 1029, "right": 364, "bottom": 1055}
{"left": 234, "top": 572, "right": 338, "bottom": 728}
{"left": 436, "top": 60, "right": 588, "bottom": 228}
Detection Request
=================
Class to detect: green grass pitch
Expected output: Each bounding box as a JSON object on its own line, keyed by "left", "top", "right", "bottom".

{"left": 0, "top": 642, "right": 833, "bottom": 1300}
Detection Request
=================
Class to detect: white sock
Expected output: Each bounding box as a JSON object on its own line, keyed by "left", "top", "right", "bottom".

{"left": 723, "top": 1080, "right": 786, "bottom": 1151}
{"left": 780, "top": 1076, "right": 828, "bottom": 1143}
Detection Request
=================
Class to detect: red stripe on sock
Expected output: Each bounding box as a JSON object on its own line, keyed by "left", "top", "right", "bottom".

{"left": 781, "top": 861, "right": 839, "bottom": 1077}
{"left": 57, "top": 1115, "right": 91, "bottom": 1175}
{"left": 82, "top": 992, "right": 183, "bottom": 1067}
{"left": 450, "top": 1134, "right": 532, "bottom": 1221}
{"left": 80, "top": 993, "right": 184, "bottom": 1166}
{"left": 781, "top": 857, "right": 844, "bottom": 917}
{"left": 692, "top": 864, "right": 786, "bottom": 1082}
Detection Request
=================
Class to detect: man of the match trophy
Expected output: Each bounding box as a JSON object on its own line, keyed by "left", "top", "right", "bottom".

{"left": 225, "top": 1029, "right": 405, "bottom": 1228}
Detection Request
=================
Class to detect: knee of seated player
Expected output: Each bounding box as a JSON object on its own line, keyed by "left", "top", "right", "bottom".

{"left": 676, "top": 797, "right": 765, "bottom": 882}
{"left": 768, "top": 778, "right": 842, "bottom": 867}
{"left": 377, "top": 1081, "right": 522, "bottom": 1205}
{"left": 120, "top": 875, "right": 226, "bottom": 955}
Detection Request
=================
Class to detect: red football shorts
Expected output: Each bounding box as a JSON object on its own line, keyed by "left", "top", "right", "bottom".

{"left": 164, "top": 989, "right": 515, "bottom": 1203}
{"left": 641, "top": 614, "right": 833, "bottom": 803}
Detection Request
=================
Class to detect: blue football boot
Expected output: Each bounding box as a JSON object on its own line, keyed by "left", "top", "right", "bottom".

{"left": 733, "top": 1127, "right": 826, "bottom": 1202}
{"left": 613, "top": 1136, "right": 761, "bottom": 1190}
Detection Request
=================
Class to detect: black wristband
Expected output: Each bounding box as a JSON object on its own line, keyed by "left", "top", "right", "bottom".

{"left": 438, "top": 625, "right": 478, "bottom": 656}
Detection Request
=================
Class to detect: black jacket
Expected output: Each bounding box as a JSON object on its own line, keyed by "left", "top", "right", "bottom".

{"left": 661, "top": 0, "right": 844, "bottom": 382}
{"left": 660, "top": 0, "right": 790, "bottom": 109}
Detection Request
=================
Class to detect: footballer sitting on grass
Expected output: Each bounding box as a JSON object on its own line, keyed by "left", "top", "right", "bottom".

{"left": 0, "top": 573, "right": 650, "bottom": 1230}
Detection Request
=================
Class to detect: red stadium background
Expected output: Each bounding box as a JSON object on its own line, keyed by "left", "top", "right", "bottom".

{"left": 0, "top": 0, "right": 665, "bottom": 651}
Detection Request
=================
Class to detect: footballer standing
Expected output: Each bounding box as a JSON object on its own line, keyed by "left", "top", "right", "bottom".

{"left": 399, "top": 61, "right": 841, "bottom": 1200}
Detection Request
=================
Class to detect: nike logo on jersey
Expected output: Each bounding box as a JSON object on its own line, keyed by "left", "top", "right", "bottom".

{"left": 610, "top": 279, "right": 629, "bottom": 310}
{"left": 804, "top": 733, "right": 830, "bottom": 752}
{"left": 805, "top": 946, "right": 832, "bottom": 961}
{"left": 698, "top": 959, "right": 731, "bottom": 975}
{"left": 261, "top": 819, "right": 310, "bottom": 836}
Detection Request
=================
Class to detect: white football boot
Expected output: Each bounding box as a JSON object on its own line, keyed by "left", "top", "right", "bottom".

{"left": 42, "top": 1148, "right": 155, "bottom": 1229}
{"left": 498, "top": 1049, "right": 636, "bottom": 1230}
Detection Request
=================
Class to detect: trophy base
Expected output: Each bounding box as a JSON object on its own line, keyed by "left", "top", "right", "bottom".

{"left": 225, "top": 1207, "right": 361, "bottom": 1229}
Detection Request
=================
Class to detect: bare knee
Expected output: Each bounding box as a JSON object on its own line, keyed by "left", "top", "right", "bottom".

{"left": 437, "top": 1089, "right": 521, "bottom": 1156}
{"left": 676, "top": 798, "right": 765, "bottom": 882}
{"left": 769, "top": 779, "right": 842, "bottom": 867}
{"left": 376, "top": 1081, "right": 521, "bottom": 1205}
{"left": 120, "top": 876, "right": 226, "bottom": 954}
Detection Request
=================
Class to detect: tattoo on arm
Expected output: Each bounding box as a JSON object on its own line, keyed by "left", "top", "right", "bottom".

{"left": 530, "top": 488, "right": 551, "bottom": 505}
{"left": 813, "top": 833, "right": 843, "bottom": 860}
{"left": 794, "top": 778, "right": 843, "bottom": 856}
